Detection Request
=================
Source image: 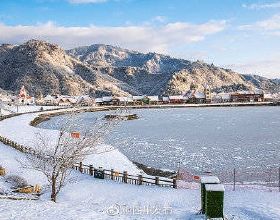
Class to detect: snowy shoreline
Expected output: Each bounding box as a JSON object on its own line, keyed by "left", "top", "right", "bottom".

{"left": 0, "top": 107, "right": 141, "bottom": 174}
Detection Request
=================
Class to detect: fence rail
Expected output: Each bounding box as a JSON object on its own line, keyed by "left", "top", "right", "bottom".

{"left": 73, "top": 162, "right": 177, "bottom": 188}
{"left": 0, "top": 134, "right": 177, "bottom": 188}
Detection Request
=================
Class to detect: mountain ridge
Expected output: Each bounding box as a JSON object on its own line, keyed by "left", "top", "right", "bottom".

{"left": 0, "top": 40, "right": 279, "bottom": 97}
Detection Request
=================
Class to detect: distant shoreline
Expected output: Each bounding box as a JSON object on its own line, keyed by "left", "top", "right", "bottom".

{"left": 29, "top": 101, "right": 279, "bottom": 126}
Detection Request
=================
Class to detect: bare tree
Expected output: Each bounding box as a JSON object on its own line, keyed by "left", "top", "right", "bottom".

{"left": 25, "top": 110, "right": 119, "bottom": 202}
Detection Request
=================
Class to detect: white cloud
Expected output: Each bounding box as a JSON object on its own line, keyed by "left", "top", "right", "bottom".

{"left": 242, "top": 1, "right": 280, "bottom": 10}
{"left": 0, "top": 20, "right": 226, "bottom": 53}
{"left": 239, "top": 14, "right": 280, "bottom": 31}
{"left": 69, "top": 0, "right": 108, "bottom": 3}
{"left": 225, "top": 58, "right": 280, "bottom": 79}
{"left": 152, "top": 16, "right": 167, "bottom": 23}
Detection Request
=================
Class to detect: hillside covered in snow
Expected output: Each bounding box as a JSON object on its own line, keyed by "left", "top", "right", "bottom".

{"left": 0, "top": 40, "right": 279, "bottom": 97}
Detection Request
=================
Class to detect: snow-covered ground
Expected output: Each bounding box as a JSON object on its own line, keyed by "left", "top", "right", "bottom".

{"left": 0, "top": 142, "right": 280, "bottom": 220}
{"left": 0, "top": 105, "right": 65, "bottom": 116}
{"left": 0, "top": 109, "right": 141, "bottom": 174}
{"left": 0, "top": 109, "right": 279, "bottom": 219}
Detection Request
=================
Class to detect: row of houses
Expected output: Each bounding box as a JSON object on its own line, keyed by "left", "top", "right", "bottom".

{"left": 94, "top": 92, "right": 276, "bottom": 106}
{"left": 1, "top": 86, "right": 278, "bottom": 107}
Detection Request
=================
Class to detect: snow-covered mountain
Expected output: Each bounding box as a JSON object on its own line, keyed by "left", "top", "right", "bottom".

{"left": 68, "top": 44, "right": 280, "bottom": 95}
{"left": 0, "top": 40, "right": 279, "bottom": 97}
{"left": 0, "top": 40, "right": 136, "bottom": 97}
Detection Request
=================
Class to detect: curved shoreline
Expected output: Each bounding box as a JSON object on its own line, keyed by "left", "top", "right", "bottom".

{"left": 29, "top": 101, "right": 278, "bottom": 127}
{"left": 3, "top": 103, "right": 280, "bottom": 178}
{"left": 0, "top": 108, "right": 142, "bottom": 175}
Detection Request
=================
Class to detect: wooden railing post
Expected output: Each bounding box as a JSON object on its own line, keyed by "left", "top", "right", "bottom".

{"left": 123, "top": 171, "right": 128, "bottom": 183}
{"left": 138, "top": 175, "right": 143, "bottom": 185}
{"left": 173, "top": 178, "right": 177, "bottom": 188}
{"left": 155, "top": 177, "right": 159, "bottom": 185}
{"left": 89, "top": 165, "right": 94, "bottom": 176}
{"left": 111, "top": 169, "right": 114, "bottom": 180}
{"left": 79, "top": 162, "right": 83, "bottom": 173}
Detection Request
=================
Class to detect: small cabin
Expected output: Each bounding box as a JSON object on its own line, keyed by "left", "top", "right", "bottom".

{"left": 230, "top": 93, "right": 264, "bottom": 102}
{"left": 95, "top": 98, "right": 103, "bottom": 106}
{"left": 117, "top": 97, "right": 128, "bottom": 105}
{"left": 162, "top": 97, "right": 170, "bottom": 104}
{"left": 57, "top": 97, "right": 76, "bottom": 106}
{"left": 169, "top": 95, "right": 185, "bottom": 104}
{"left": 147, "top": 96, "right": 159, "bottom": 105}
{"left": 212, "top": 93, "right": 231, "bottom": 103}
{"left": 132, "top": 96, "right": 145, "bottom": 105}
{"left": 264, "top": 94, "right": 274, "bottom": 102}
{"left": 102, "top": 96, "right": 113, "bottom": 105}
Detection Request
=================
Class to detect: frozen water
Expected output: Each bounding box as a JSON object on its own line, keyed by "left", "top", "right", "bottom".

{"left": 38, "top": 107, "right": 280, "bottom": 182}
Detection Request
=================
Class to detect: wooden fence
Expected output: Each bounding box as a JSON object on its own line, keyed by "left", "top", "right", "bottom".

{"left": 0, "top": 135, "right": 35, "bottom": 154}
{"left": 0, "top": 134, "right": 177, "bottom": 189}
{"left": 73, "top": 162, "right": 177, "bottom": 188}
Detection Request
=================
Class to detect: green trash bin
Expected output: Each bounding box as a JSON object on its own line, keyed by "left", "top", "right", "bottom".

{"left": 200, "top": 176, "right": 220, "bottom": 214}
{"left": 94, "top": 167, "right": 105, "bottom": 179}
{"left": 205, "top": 184, "right": 225, "bottom": 219}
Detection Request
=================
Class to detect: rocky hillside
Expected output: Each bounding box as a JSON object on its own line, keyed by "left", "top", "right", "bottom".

{"left": 0, "top": 40, "right": 279, "bottom": 97}
{"left": 68, "top": 44, "right": 280, "bottom": 95}
{"left": 0, "top": 40, "right": 136, "bottom": 97}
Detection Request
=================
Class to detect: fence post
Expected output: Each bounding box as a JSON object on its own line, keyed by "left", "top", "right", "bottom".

{"left": 89, "top": 165, "right": 94, "bottom": 176}
{"left": 111, "top": 169, "right": 114, "bottom": 180}
{"left": 155, "top": 177, "right": 159, "bottom": 185}
{"left": 138, "top": 175, "right": 143, "bottom": 185}
{"left": 79, "top": 162, "right": 83, "bottom": 173}
{"left": 173, "top": 178, "right": 177, "bottom": 188}
{"left": 123, "top": 171, "right": 128, "bottom": 183}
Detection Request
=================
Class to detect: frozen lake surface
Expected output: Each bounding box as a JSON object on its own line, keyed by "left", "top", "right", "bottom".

{"left": 38, "top": 106, "right": 280, "bottom": 182}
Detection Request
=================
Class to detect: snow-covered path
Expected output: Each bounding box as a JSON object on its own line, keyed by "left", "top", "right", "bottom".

{"left": 0, "top": 110, "right": 141, "bottom": 174}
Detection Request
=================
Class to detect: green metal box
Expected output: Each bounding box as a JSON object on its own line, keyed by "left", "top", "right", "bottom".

{"left": 205, "top": 184, "right": 225, "bottom": 219}
{"left": 200, "top": 176, "right": 220, "bottom": 214}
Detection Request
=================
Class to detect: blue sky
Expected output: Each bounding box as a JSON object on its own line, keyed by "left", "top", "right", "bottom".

{"left": 0, "top": 0, "right": 280, "bottom": 78}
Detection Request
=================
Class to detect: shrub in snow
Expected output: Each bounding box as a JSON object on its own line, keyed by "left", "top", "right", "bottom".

{"left": 0, "top": 187, "right": 4, "bottom": 195}
{"left": 4, "top": 175, "right": 28, "bottom": 188}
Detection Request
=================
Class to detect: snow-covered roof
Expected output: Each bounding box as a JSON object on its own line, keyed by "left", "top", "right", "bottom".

{"left": 216, "top": 93, "right": 231, "bottom": 100}
{"left": 169, "top": 95, "right": 185, "bottom": 100}
{"left": 133, "top": 96, "right": 144, "bottom": 100}
{"left": 194, "top": 91, "right": 205, "bottom": 99}
{"left": 127, "top": 97, "right": 134, "bottom": 102}
{"left": 162, "top": 97, "right": 169, "bottom": 101}
{"left": 57, "top": 97, "right": 77, "bottom": 104}
{"left": 95, "top": 98, "right": 103, "bottom": 103}
{"left": 205, "top": 184, "right": 225, "bottom": 192}
{"left": 44, "top": 95, "right": 55, "bottom": 101}
{"left": 0, "top": 96, "right": 12, "bottom": 102}
{"left": 102, "top": 96, "right": 113, "bottom": 102}
{"left": 264, "top": 94, "right": 273, "bottom": 99}
{"left": 200, "top": 176, "right": 220, "bottom": 184}
{"left": 118, "top": 97, "right": 128, "bottom": 102}
{"left": 254, "top": 89, "right": 263, "bottom": 95}
{"left": 147, "top": 96, "right": 159, "bottom": 101}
